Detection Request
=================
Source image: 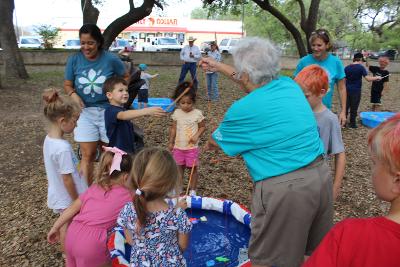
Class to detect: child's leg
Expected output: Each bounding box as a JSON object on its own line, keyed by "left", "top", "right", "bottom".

{"left": 178, "top": 165, "right": 185, "bottom": 189}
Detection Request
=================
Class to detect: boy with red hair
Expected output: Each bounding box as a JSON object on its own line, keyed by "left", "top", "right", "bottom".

{"left": 295, "top": 65, "right": 346, "bottom": 200}
{"left": 303, "top": 113, "right": 400, "bottom": 267}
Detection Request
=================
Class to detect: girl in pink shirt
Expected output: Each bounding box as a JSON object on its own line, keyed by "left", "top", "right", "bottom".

{"left": 47, "top": 147, "right": 134, "bottom": 267}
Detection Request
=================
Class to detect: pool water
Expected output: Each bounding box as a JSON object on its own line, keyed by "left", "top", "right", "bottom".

{"left": 183, "top": 209, "right": 251, "bottom": 267}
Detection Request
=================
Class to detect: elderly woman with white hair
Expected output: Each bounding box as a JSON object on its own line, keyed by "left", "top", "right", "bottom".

{"left": 200, "top": 37, "right": 333, "bottom": 267}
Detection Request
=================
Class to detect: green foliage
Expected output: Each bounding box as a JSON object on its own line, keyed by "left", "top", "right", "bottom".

{"left": 191, "top": 6, "right": 240, "bottom": 20}
{"left": 34, "top": 24, "right": 60, "bottom": 49}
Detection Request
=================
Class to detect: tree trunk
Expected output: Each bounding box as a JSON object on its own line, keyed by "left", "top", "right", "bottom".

{"left": 254, "top": 0, "right": 307, "bottom": 57}
{"left": 81, "top": 0, "right": 100, "bottom": 24}
{"left": 0, "top": 0, "right": 29, "bottom": 80}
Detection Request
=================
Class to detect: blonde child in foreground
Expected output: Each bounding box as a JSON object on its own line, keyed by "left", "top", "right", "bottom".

{"left": 42, "top": 89, "right": 88, "bottom": 251}
{"left": 303, "top": 113, "right": 400, "bottom": 267}
{"left": 294, "top": 65, "right": 346, "bottom": 200}
{"left": 47, "top": 147, "right": 133, "bottom": 267}
{"left": 168, "top": 82, "right": 206, "bottom": 196}
{"left": 117, "top": 148, "right": 192, "bottom": 266}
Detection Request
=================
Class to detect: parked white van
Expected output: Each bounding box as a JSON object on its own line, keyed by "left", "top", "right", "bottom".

{"left": 219, "top": 38, "right": 239, "bottom": 54}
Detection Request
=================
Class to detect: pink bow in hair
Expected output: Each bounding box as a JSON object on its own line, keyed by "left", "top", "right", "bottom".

{"left": 102, "top": 146, "right": 127, "bottom": 174}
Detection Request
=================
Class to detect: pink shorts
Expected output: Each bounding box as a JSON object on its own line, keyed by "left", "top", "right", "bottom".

{"left": 172, "top": 148, "right": 199, "bottom": 167}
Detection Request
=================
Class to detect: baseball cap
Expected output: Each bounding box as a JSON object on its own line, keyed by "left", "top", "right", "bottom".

{"left": 138, "top": 63, "right": 148, "bottom": 71}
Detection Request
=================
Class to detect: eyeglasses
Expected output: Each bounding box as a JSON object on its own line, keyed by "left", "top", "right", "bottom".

{"left": 310, "top": 30, "right": 330, "bottom": 41}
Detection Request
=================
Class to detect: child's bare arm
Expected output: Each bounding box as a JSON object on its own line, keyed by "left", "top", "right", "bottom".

{"left": 364, "top": 75, "right": 382, "bottom": 82}
{"left": 382, "top": 81, "right": 389, "bottom": 95}
{"left": 150, "top": 73, "right": 159, "bottom": 78}
{"left": 168, "top": 121, "right": 177, "bottom": 151}
{"left": 47, "top": 199, "right": 82, "bottom": 243}
{"left": 178, "top": 232, "right": 190, "bottom": 251}
{"left": 117, "top": 107, "right": 166, "bottom": 120}
{"left": 333, "top": 152, "right": 346, "bottom": 201}
{"left": 124, "top": 227, "right": 133, "bottom": 245}
{"left": 62, "top": 174, "right": 79, "bottom": 200}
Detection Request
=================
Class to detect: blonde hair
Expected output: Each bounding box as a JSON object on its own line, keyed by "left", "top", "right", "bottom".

{"left": 95, "top": 151, "right": 133, "bottom": 191}
{"left": 368, "top": 113, "right": 400, "bottom": 174}
{"left": 42, "top": 88, "right": 80, "bottom": 122}
{"left": 131, "top": 148, "right": 180, "bottom": 231}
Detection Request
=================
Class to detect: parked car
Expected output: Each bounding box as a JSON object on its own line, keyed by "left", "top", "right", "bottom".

{"left": 369, "top": 49, "right": 398, "bottom": 60}
{"left": 109, "top": 39, "right": 134, "bottom": 52}
{"left": 219, "top": 38, "right": 239, "bottom": 54}
{"left": 140, "top": 37, "right": 182, "bottom": 52}
{"left": 200, "top": 41, "right": 214, "bottom": 53}
{"left": 18, "top": 36, "right": 43, "bottom": 49}
{"left": 63, "top": 39, "right": 81, "bottom": 49}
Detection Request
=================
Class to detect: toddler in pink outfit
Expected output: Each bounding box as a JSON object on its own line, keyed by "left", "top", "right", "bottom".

{"left": 47, "top": 147, "right": 134, "bottom": 267}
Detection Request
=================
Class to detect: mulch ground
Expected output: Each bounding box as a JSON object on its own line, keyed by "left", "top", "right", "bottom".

{"left": 0, "top": 65, "right": 398, "bottom": 266}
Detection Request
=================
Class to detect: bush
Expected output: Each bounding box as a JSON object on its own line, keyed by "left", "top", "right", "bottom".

{"left": 34, "top": 25, "right": 60, "bottom": 49}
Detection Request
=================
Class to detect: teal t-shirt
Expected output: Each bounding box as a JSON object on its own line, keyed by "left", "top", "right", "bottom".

{"left": 212, "top": 76, "right": 324, "bottom": 182}
{"left": 294, "top": 54, "right": 345, "bottom": 109}
{"left": 65, "top": 51, "right": 126, "bottom": 108}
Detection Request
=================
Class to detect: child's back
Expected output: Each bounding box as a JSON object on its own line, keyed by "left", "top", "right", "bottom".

{"left": 303, "top": 217, "right": 400, "bottom": 267}
{"left": 314, "top": 108, "right": 344, "bottom": 156}
{"left": 117, "top": 148, "right": 192, "bottom": 266}
{"left": 118, "top": 202, "right": 191, "bottom": 266}
{"left": 65, "top": 183, "right": 132, "bottom": 266}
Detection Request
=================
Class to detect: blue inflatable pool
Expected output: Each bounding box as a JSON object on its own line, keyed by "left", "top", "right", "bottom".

{"left": 108, "top": 196, "right": 252, "bottom": 267}
{"left": 360, "top": 112, "right": 396, "bottom": 128}
{"left": 132, "top": 97, "right": 175, "bottom": 112}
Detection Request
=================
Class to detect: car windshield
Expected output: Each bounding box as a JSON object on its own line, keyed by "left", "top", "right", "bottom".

{"left": 66, "top": 40, "right": 80, "bottom": 46}
{"left": 21, "top": 38, "right": 40, "bottom": 44}
{"left": 116, "top": 39, "right": 129, "bottom": 47}
{"left": 220, "top": 39, "right": 228, "bottom": 46}
{"left": 159, "top": 38, "right": 178, "bottom": 45}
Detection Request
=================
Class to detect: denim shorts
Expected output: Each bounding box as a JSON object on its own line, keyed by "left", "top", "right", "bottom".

{"left": 138, "top": 89, "right": 149, "bottom": 103}
{"left": 74, "top": 107, "right": 109, "bottom": 143}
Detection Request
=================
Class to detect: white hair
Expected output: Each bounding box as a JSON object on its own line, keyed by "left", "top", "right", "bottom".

{"left": 231, "top": 37, "right": 281, "bottom": 85}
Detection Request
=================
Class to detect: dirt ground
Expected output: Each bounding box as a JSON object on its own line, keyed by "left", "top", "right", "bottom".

{"left": 0, "top": 65, "right": 398, "bottom": 266}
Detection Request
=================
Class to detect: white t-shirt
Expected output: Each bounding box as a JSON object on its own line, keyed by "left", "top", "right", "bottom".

{"left": 43, "top": 136, "right": 88, "bottom": 210}
{"left": 171, "top": 108, "right": 205, "bottom": 149}
{"left": 140, "top": 72, "right": 153, "bottom": 90}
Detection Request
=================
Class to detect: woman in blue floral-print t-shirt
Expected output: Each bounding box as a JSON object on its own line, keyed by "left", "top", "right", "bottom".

{"left": 117, "top": 148, "right": 192, "bottom": 266}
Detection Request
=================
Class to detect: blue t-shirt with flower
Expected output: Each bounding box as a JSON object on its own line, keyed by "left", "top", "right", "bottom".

{"left": 65, "top": 50, "right": 126, "bottom": 108}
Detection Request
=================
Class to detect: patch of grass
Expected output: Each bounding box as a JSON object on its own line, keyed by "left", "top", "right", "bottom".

{"left": 280, "top": 69, "right": 294, "bottom": 77}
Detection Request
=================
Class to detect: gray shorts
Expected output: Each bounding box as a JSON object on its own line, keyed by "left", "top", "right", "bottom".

{"left": 249, "top": 156, "right": 333, "bottom": 267}
{"left": 74, "top": 107, "right": 109, "bottom": 143}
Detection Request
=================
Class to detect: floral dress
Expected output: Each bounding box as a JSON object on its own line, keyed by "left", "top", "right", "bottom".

{"left": 117, "top": 202, "right": 192, "bottom": 267}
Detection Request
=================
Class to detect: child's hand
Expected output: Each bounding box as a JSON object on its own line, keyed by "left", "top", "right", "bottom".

{"left": 188, "top": 136, "right": 199, "bottom": 145}
{"left": 146, "top": 107, "right": 166, "bottom": 117}
{"left": 177, "top": 197, "right": 188, "bottom": 209}
{"left": 47, "top": 228, "right": 60, "bottom": 244}
{"left": 168, "top": 142, "right": 174, "bottom": 151}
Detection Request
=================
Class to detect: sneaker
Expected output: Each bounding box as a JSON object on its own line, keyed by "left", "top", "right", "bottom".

{"left": 189, "top": 190, "right": 197, "bottom": 196}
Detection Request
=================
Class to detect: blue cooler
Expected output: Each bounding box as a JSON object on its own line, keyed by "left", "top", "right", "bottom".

{"left": 132, "top": 98, "right": 175, "bottom": 112}
{"left": 360, "top": 111, "right": 396, "bottom": 128}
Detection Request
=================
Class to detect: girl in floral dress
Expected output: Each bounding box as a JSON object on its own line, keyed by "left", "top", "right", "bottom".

{"left": 117, "top": 148, "right": 192, "bottom": 266}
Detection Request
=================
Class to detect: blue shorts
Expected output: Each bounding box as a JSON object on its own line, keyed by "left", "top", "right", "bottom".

{"left": 74, "top": 107, "right": 109, "bottom": 143}
{"left": 138, "top": 89, "right": 148, "bottom": 103}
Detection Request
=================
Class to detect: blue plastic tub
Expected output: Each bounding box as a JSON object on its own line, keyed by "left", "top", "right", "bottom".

{"left": 360, "top": 112, "right": 396, "bottom": 128}
{"left": 132, "top": 97, "right": 175, "bottom": 112}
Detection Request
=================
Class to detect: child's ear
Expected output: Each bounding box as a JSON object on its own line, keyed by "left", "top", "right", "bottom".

{"left": 320, "top": 88, "right": 328, "bottom": 96}
{"left": 393, "top": 171, "right": 400, "bottom": 194}
{"left": 106, "top": 91, "right": 113, "bottom": 100}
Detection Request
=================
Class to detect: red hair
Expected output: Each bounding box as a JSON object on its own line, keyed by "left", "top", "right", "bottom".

{"left": 294, "top": 65, "right": 329, "bottom": 96}
{"left": 368, "top": 113, "right": 400, "bottom": 174}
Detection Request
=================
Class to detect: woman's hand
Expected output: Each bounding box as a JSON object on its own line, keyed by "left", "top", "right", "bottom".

{"left": 69, "top": 92, "right": 85, "bottom": 109}
{"left": 47, "top": 227, "right": 60, "bottom": 244}
{"left": 199, "top": 57, "right": 219, "bottom": 72}
{"left": 339, "top": 111, "right": 346, "bottom": 127}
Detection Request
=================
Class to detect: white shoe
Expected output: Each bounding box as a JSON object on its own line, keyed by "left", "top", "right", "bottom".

{"left": 189, "top": 190, "right": 197, "bottom": 196}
